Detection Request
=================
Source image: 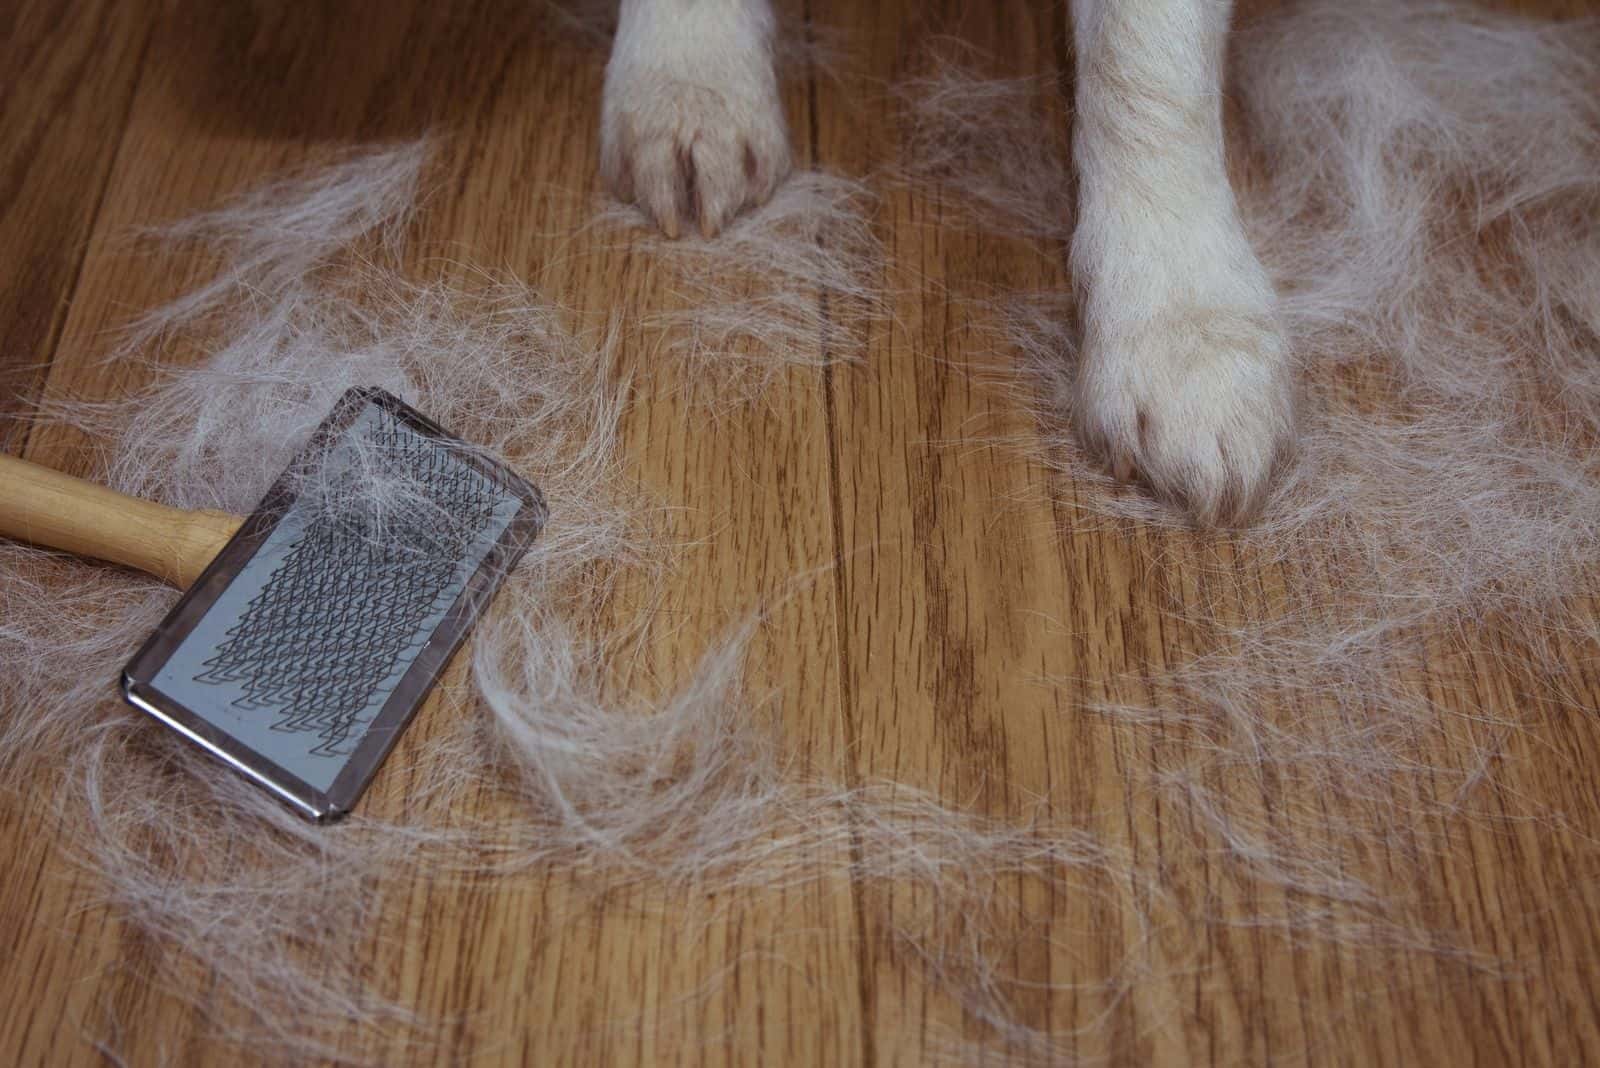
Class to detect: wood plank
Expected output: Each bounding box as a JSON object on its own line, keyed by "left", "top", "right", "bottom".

{"left": 0, "top": 0, "right": 152, "bottom": 449}
{"left": 812, "top": 3, "right": 1159, "bottom": 1061}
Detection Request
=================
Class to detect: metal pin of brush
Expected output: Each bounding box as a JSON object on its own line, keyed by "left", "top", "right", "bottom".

{"left": 0, "top": 388, "right": 545, "bottom": 821}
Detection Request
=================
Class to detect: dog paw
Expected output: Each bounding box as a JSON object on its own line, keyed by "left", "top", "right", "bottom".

{"left": 1074, "top": 307, "right": 1294, "bottom": 527}
{"left": 601, "top": 3, "right": 791, "bottom": 238}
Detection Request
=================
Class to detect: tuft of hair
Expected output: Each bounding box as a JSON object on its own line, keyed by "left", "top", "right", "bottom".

{"left": 593, "top": 169, "right": 886, "bottom": 404}
{"left": 889, "top": 43, "right": 1075, "bottom": 241}
{"left": 896, "top": 0, "right": 1600, "bottom": 966}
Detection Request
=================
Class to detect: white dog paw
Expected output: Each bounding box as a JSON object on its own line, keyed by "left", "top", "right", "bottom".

{"left": 1074, "top": 306, "right": 1294, "bottom": 527}
{"left": 601, "top": 2, "right": 791, "bottom": 238}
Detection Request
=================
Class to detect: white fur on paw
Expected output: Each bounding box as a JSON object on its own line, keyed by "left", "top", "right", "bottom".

{"left": 1074, "top": 308, "right": 1294, "bottom": 526}
{"left": 601, "top": 2, "right": 791, "bottom": 238}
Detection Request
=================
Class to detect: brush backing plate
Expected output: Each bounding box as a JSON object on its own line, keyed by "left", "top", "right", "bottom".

{"left": 122, "top": 387, "right": 546, "bottom": 821}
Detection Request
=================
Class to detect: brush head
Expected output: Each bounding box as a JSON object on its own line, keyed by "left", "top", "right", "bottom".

{"left": 122, "top": 388, "right": 546, "bottom": 821}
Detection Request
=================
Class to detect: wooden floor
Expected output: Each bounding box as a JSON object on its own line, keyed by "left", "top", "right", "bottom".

{"left": 3, "top": 0, "right": 1599, "bottom": 1064}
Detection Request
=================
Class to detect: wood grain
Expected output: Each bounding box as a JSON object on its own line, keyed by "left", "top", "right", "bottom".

{"left": 0, "top": 0, "right": 151, "bottom": 451}
{"left": 0, "top": 453, "right": 241, "bottom": 587}
{"left": 2, "top": 0, "right": 1599, "bottom": 1064}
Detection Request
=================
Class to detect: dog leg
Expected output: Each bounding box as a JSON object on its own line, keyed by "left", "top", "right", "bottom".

{"left": 602, "top": 0, "right": 792, "bottom": 238}
{"left": 1069, "top": 0, "right": 1293, "bottom": 525}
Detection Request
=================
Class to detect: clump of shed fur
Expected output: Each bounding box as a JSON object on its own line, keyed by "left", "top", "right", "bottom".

{"left": 898, "top": 0, "right": 1600, "bottom": 944}
{"left": 0, "top": 143, "right": 1127, "bottom": 1062}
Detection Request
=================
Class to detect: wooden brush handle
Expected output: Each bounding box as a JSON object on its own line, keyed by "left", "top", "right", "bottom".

{"left": 0, "top": 452, "right": 243, "bottom": 588}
